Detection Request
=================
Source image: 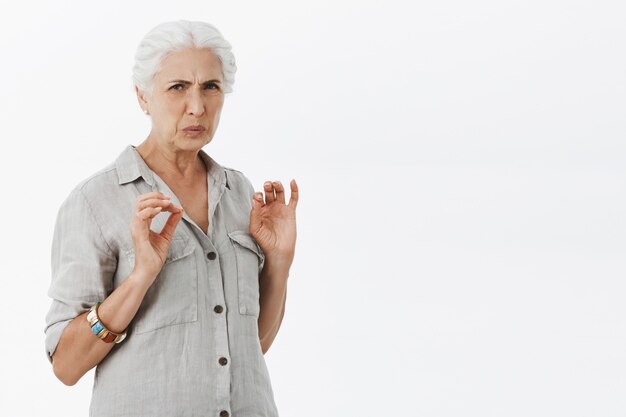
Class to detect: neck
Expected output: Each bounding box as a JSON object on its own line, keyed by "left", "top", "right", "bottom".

{"left": 136, "top": 137, "right": 206, "bottom": 184}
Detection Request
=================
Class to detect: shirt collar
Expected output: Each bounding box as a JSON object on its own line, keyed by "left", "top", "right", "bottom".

{"left": 115, "top": 144, "right": 230, "bottom": 190}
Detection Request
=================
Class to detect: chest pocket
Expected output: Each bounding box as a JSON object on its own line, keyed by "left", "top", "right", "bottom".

{"left": 124, "top": 235, "right": 198, "bottom": 334}
{"left": 228, "top": 231, "right": 265, "bottom": 317}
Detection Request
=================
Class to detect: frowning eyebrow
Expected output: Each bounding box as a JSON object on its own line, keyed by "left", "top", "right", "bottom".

{"left": 167, "top": 79, "right": 222, "bottom": 85}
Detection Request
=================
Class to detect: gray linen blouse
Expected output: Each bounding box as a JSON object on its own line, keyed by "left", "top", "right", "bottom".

{"left": 43, "top": 144, "right": 279, "bottom": 417}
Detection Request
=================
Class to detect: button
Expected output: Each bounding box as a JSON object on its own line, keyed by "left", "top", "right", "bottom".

{"left": 219, "top": 411, "right": 229, "bottom": 417}
{"left": 218, "top": 357, "right": 228, "bottom": 366}
{"left": 214, "top": 305, "right": 224, "bottom": 314}
{"left": 207, "top": 251, "right": 217, "bottom": 260}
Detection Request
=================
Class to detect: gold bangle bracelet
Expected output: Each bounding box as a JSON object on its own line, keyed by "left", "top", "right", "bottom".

{"left": 86, "top": 302, "right": 128, "bottom": 344}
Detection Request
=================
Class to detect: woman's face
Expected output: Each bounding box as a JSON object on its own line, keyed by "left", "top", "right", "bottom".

{"left": 136, "top": 47, "right": 225, "bottom": 152}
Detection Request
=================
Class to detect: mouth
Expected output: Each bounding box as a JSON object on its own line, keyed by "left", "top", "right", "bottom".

{"left": 183, "top": 125, "right": 206, "bottom": 132}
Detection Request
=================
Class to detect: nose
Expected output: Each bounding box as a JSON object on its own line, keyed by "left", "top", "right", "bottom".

{"left": 185, "top": 86, "right": 205, "bottom": 117}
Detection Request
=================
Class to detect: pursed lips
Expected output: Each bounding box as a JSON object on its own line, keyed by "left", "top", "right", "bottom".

{"left": 183, "top": 125, "right": 206, "bottom": 132}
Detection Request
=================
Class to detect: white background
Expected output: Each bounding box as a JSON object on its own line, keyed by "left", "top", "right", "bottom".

{"left": 0, "top": 1, "right": 625, "bottom": 416}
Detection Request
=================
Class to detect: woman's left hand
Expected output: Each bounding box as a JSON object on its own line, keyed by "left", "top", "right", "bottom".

{"left": 249, "top": 179, "right": 299, "bottom": 273}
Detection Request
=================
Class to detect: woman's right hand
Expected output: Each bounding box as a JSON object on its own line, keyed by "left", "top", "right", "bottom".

{"left": 129, "top": 191, "right": 184, "bottom": 283}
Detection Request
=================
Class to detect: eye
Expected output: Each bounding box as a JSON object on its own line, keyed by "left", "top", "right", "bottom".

{"left": 205, "top": 82, "right": 220, "bottom": 90}
{"left": 169, "top": 83, "right": 184, "bottom": 91}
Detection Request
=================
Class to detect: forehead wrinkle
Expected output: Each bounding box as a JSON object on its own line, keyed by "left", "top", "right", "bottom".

{"left": 156, "top": 53, "right": 224, "bottom": 85}
{"left": 166, "top": 79, "right": 223, "bottom": 84}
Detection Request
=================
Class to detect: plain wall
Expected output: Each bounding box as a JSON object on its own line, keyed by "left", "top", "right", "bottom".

{"left": 0, "top": 0, "right": 624, "bottom": 416}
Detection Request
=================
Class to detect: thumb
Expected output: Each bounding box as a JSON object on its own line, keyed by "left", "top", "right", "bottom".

{"left": 160, "top": 210, "right": 184, "bottom": 241}
{"left": 250, "top": 192, "right": 263, "bottom": 232}
{"left": 252, "top": 192, "right": 264, "bottom": 209}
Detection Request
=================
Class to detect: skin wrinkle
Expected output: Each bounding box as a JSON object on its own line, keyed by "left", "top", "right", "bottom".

{"left": 135, "top": 47, "right": 224, "bottom": 182}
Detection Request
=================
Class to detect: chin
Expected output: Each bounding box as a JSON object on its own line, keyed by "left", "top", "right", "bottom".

{"left": 178, "top": 136, "right": 212, "bottom": 149}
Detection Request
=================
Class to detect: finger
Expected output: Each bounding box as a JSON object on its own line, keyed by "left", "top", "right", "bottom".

{"left": 288, "top": 179, "right": 299, "bottom": 209}
{"left": 263, "top": 181, "right": 275, "bottom": 203}
{"left": 137, "top": 191, "right": 171, "bottom": 204}
{"left": 160, "top": 210, "right": 184, "bottom": 241}
{"left": 160, "top": 200, "right": 183, "bottom": 213}
{"left": 273, "top": 181, "right": 285, "bottom": 204}
{"left": 137, "top": 197, "right": 180, "bottom": 212}
{"left": 136, "top": 206, "right": 163, "bottom": 221}
{"left": 252, "top": 192, "right": 265, "bottom": 207}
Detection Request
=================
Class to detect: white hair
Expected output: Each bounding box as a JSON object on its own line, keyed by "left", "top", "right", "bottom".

{"left": 131, "top": 20, "right": 237, "bottom": 98}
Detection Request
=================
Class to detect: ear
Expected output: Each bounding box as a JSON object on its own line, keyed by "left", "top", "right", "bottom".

{"left": 135, "top": 85, "right": 149, "bottom": 111}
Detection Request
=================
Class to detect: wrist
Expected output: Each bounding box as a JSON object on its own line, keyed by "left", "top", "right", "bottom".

{"left": 128, "top": 268, "right": 156, "bottom": 292}
{"left": 261, "top": 258, "right": 291, "bottom": 281}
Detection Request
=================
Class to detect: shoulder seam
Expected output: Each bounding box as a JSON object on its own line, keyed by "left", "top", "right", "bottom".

{"left": 75, "top": 165, "right": 117, "bottom": 190}
{"left": 222, "top": 165, "right": 243, "bottom": 174}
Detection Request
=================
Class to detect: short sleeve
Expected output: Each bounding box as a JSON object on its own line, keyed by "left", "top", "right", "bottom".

{"left": 43, "top": 187, "right": 117, "bottom": 364}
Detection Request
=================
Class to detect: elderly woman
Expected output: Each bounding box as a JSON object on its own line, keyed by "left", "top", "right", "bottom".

{"left": 43, "top": 20, "right": 297, "bottom": 417}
